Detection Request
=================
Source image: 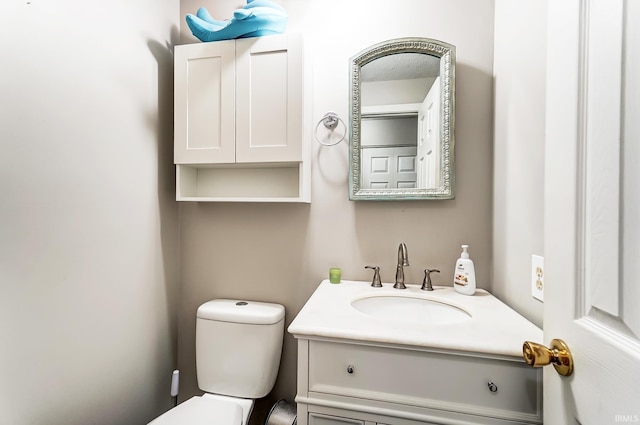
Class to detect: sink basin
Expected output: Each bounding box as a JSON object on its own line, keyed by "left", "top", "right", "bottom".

{"left": 351, "top": 295, "right": 472, "bottom": 325}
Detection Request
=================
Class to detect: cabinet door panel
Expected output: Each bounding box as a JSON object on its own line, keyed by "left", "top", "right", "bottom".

{"left": 175, "top": 41, "right": 236, "bottom": 164}
{"left": 309, "top": 413, "right": 364, "bottom": 425}
{"left": 236, "top": 34, "right": 303, "bottom": 163}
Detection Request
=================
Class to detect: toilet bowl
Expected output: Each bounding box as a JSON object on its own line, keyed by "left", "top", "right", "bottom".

{"left": 148, "top": 395, "right": 244, "bottom": 425}
{"left": 148, "top": 299, "right": 285, "bottom": 425}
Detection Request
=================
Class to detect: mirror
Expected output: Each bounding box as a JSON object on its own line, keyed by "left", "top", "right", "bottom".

{"left": 349, "top": 38, "right": 456, "bottom": 200}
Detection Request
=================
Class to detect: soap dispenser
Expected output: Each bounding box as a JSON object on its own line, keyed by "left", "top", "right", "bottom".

{"left": 453, "top": 244, "right": 476, "bottom": 295}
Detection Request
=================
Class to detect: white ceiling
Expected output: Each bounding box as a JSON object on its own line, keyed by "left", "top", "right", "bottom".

{"left": 361, "top": 53, "right": 441, "bottom": 82}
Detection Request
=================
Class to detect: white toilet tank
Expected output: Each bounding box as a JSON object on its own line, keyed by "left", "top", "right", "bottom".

{"left": 196, "top": 299, "right": 285, "bottom": 399}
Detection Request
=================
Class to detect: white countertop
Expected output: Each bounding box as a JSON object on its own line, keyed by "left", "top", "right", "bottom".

{"left": 288, "top": 280, "right": 543, "bottom": 359}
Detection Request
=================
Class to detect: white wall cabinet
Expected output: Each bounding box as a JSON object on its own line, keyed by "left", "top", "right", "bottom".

{"left": 174, "top": 34, "right": 310, "bottom": 202}
{"left": 295, "top": 338, "right": 542, "bottom": 425}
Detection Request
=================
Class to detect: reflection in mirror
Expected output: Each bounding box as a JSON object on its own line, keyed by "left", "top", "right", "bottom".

{"left": 349, "top": 38, "right": 455, "bottom": 200}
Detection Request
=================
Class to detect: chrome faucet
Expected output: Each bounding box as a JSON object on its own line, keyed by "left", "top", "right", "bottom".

{"left": 394, "top": 243, "right": 409, "bottom": 289}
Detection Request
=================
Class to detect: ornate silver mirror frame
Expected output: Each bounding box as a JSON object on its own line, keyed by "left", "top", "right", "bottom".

{"left": 349, "top": 37, "right": 456, "bottom": 200}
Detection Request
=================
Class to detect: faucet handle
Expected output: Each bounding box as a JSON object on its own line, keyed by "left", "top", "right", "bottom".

{"left": 365, "top": 266, "right": 382, "bottom": 287}
{"left": 421, "top": 268, "right": 440, "bottom": 291}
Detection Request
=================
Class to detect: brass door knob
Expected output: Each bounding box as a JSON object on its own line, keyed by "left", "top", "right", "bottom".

{"left": 522, "top": 338, "right": 574, "bottom": 377}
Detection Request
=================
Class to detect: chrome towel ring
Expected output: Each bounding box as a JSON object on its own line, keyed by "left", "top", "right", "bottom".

{"left": 314, "top": 112, "right": 347, "bottom": 146}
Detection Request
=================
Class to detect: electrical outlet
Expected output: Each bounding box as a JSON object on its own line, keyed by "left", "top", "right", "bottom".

{"left": 531, "top": 255, "right": 544, "bottom": 302}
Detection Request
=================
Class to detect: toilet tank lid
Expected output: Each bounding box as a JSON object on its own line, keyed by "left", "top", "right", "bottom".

{"left": 197, "top": 299, "right": 285, "bottom": 325}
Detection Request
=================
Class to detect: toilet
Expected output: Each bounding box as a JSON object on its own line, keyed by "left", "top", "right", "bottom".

{"left": 149, "top": 299, "right": 285, "bottom": 425}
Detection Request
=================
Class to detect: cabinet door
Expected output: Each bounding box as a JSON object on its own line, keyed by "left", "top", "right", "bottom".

{"left": 309, "top": 413, "right": 364, "bottom": 425}
{"left": 174, "top": 40, "right": 236, "bottom": 164}
{"left": 235, "top": 34, "right": 303, "bottom": 163}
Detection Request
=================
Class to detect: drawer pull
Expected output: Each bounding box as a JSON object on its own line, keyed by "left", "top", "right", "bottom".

{"left": 487, "top": 381, "right": 498, "bottom": 393}
{"left": 346, "top": 365, "right": 355, "bottom": 374}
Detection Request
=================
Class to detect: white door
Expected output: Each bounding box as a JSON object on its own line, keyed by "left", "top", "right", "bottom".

{"left": 361, "top": 146, "right": 417, "bottom": 189}
{"left": 544, "top": 0, "right": 640, "bottom": 423}
{"left": 417, "top": 77, "right": 440, "bottom": 189}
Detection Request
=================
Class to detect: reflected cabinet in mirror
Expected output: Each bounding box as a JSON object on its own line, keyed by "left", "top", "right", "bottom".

{"left": 349, "top": 38, "right": 456, "bottom": 200}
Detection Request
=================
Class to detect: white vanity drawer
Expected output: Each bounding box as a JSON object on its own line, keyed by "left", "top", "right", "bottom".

{"left": 307, "top": 340, "right": 541, "bottom": 422}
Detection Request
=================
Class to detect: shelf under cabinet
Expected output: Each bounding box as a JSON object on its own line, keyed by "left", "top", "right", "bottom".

{"left": 176, "top": 162, "right": 310, "bottom": 203}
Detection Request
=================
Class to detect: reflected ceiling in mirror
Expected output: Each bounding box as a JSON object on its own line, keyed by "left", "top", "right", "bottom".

{"left": 349, "top": 38, "right": 456, "bottom": 200}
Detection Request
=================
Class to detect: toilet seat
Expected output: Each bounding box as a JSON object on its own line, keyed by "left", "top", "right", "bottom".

{"left": 148, "top": 396, "right": 243, "bottom": 425}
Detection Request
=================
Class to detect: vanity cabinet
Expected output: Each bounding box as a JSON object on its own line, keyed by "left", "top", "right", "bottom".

{"left": 289, "top": 281, "right": 543, "bottom": 425}
{"left": 295, "top": 338, "right": 542, "bottom": 425}
{"left": 174, "top": 33, "right": 310, "bottom": 202}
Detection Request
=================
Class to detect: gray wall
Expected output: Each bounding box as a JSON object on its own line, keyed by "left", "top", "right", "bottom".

{"left": 0, "top": 1, "right": 181, "bottom": 424}
{"left": 0, "top": 1, "right": 548, "bottom": 423}
{"left": 492, "top": 0, "right": 547, "bottom": 327}
{"left": 177, "top": 0, "right": 495, "bottom": 420}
